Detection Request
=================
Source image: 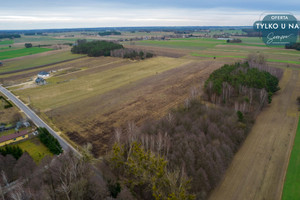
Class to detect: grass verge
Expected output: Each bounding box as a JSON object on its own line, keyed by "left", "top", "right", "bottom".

{"left": 282, "top": 116, "right": 300, "bottom": 200}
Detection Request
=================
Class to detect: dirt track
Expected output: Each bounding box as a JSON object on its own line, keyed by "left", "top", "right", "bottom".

{"left": 209, "top": 69, "right": 300, "bottom": 200}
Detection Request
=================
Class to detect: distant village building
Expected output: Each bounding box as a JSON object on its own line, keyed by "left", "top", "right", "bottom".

{"left": 0, "top": 130, "right": 29, "bottom": 147}
{"left": 0, "top": 125, "right": 5, "bottom": 132}
{"left": 0, "top": 62, "right": 3, "bottom": 66}
{"left": 37, "top": 71, "right": 50, "bottom": 78}
{"left": 35, "top": 77, "right": 46, "bottom": 85}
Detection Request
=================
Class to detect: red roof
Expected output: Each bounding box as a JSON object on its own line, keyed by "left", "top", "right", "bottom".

{"left": 0, "top": 130, "right": 28, "bottom": 143}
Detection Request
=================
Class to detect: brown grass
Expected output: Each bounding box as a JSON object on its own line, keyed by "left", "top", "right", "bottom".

{"left": 209, "top": 68, "right": 300, "bottom": 200}
{"left": 0, "top": 92, "right": 23, "bottom": 124}
{"left": 31, "top": 58, "right": 227, "bottom": 156}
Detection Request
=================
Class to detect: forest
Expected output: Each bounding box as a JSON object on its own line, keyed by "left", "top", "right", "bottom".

{"left": 104, "top": 55, "right": 282, "bottom": 200}
{"left": 204, "top": 61, "right": 280, "bottom": 106}
{"left": 71, "top": 40, "right": 123, "bottom": 57}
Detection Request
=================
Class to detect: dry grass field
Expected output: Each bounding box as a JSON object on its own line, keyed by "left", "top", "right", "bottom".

{"left": 209, "top": 68, "right": 300, "bottom": 200}
{"left": 9, "top": 55, "right": 229, "bottom": 156}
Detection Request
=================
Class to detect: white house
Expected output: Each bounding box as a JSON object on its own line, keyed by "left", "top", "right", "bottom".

{"left": 37, "top": 71, "right": 50, "bottom": 78}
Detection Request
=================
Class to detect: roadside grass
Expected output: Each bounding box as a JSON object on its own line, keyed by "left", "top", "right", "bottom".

{"left": 282, "top": 116, "right": 300, "bottom": 200}
{"left": 0, "top": 40, "right": 14, "bottom": 45}
{"left": 0, "top": 51, "right": 85, "bottom": 74}
{"left": 0, "top": 47, "right": 52, "bottom": 60}
{"left": 13, "top": 137, "right": 52, "bottom": 163}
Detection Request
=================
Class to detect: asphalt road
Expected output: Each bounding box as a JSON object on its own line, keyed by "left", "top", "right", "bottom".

{"left": 0, "top": 85, "right": 80, "bottom": 156}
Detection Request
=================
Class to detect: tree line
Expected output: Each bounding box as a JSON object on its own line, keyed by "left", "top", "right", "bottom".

{"left": 71, "top": 40, "right": 124, "bottom": 57}
{"left": 98, "top": 31, "right": 121, "bottom": 36}
{"left": 111, "top": 48, "right": 154, "bottom": 60}
{"left": 37, "top": 127, "right": 63, "bottom": 155}
{"left": 0, "top": 34, "right": 20, "bottom": 39}
{"left": 0, "top": 145, "right": 23, "bottom": 160}
{"left": 285, "top": 42, "right": 300, "bottom": 51}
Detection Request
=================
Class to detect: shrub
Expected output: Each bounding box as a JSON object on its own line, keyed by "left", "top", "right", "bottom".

{"left": 227, "top": 38, "right": 242, "bottom": 43}
{"left": 108, "top": 180, "right": 121, "bottom": 198}
{"left": 237, "top": 111, "right": 244, "bottom": 122}
{"left": 25, "top": 43, "right": 32, "bottom": 48}
{"left": 0, "top": 96, "right": 13, "bottom": 108}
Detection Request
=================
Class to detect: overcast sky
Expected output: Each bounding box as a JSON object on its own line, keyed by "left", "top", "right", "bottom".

{"left": 1, "top": 0, "right": 300, "bottom": 30}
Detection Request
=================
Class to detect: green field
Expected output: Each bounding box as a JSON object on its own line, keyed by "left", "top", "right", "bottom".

{"left": 0, "top": 51, "right": 85, "bottom": 74}
{"left": 137, "top": 38, "right": 227, "bottom": 50}
{"left": 282, "top": 116, "right": 300, "bottom": 200}
{"left": 14, "top": 137, "right": 52, "bottom": 163}
{"left": 0, "top": 47, "right": 52, "bottom": 60}
{"left": 0, "top": 46, "right": 13, "bottom": 51}
{"left": 0, "top": 40, "right": 14, "bottom": 45}
{"left": 191, "top": 52, "right": 245, "bottom": 59}
{"left": 13, "top": 36, "right": 94, "bottom": 45}
{"left": 191, "top": 52, "right": 300, "bottom": 65}
{"left": 135, "top": 37, "right": 279, "bottom": 50}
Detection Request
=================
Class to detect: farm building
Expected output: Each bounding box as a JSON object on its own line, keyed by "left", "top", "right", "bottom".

{"left": 0, "top": 62, "right": 3, "bottom": 66}
{"left": 35, "top": 77, "right": 46, "bottom": 85}
{"left": 0, "top": 130, "right": 29, "bottom": 147}
{"left": 37, "top": 71, "right": 50, "bottom": 78}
